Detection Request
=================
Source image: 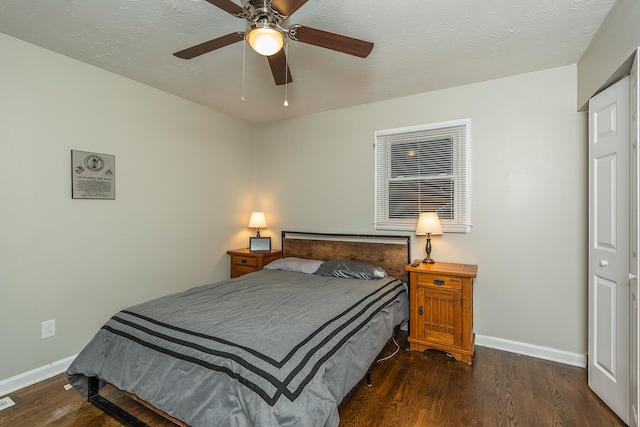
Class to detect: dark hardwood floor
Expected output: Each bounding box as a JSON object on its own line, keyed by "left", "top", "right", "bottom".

{"left": 0, "top": 332, "right": 625, "bottom": 427}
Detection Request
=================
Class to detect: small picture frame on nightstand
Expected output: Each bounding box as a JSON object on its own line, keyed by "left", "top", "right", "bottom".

{"left": 249, "top": 237, "right": 271, "bottom": 252}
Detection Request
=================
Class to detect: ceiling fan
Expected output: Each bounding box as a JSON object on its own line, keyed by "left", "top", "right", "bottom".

{"left": 173, "top": 0, "right": 374, "bottom": 86}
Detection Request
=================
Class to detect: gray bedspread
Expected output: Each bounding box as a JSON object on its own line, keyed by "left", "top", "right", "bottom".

{"left": 66, "top": 269, "right": 409, "bottom": 427}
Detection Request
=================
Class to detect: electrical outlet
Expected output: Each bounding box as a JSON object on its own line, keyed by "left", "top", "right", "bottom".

{"left": 41, "top": 319, "right": 56, "bottom": 339}
{"left": 0, "top": 396, "right": 15, "bottom": 411}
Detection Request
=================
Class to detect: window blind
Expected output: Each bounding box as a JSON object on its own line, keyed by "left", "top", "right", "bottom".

{"left": 374, "top": 119, "right": 471, "bottom": 233}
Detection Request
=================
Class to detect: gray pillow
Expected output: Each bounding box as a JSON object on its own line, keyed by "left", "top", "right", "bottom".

{"left": 314, "top": 260, "right": 387, "bottom": 280}
{"left": 263, "top": 257, "right": 324, "bottom": 274}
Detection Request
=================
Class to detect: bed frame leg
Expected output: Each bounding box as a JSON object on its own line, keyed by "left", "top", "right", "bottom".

{"left": 87, "top": 377, "right": 150, "bottom": 427}
{"left": 88, "top": 376, "right": 99, "bottom": 399}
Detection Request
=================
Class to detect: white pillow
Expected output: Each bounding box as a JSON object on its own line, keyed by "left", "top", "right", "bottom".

{"left": 263, "top": 257, "right": 324, "bottom": 274}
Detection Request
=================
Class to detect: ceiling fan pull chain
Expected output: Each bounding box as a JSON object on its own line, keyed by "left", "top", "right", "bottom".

{"left": 241, "top": 37, "right": 246, "bottom": 102}
{"left": 284, "top": 40, "right": 289, "bottom": 107}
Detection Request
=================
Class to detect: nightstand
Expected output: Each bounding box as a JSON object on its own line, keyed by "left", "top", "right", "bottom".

{"left": 226, "top": 248, "right": 282, "bottom": 278}
{"left": 405, "top": 261, "right": 478, "bottom": 363}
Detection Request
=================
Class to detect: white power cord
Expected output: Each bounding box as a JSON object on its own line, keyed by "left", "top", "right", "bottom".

{"left": 375, "top": 335, "right": 400, "bottom": 364}
{"left": 367, "top": 321, "right": 408, "bottom": 386}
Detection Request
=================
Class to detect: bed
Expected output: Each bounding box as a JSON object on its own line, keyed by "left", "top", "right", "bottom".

{"left": 66, "top": 231, "right": 410, "bottom": 427}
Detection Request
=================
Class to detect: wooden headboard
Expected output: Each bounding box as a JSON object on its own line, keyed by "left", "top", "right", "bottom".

{"left": 281, "top": 231, "right": 411, "bottom": 283}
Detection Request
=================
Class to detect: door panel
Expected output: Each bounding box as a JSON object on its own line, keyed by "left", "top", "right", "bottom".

{"left": 594, "top": 154, "right": 617, "bottom": 251}
{"left": 594, "top": 276, "right": 617, "bottom": 379}
{"left": 589, "top": 76, "right": 630, "bottom": 424}
{"left": 416, "top": 286, "right": 461, "bottom": 346}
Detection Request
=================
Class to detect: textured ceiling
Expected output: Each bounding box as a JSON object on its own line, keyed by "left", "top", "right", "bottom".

{"left": 0, "top": 0, "right": 616, "bottom": 123}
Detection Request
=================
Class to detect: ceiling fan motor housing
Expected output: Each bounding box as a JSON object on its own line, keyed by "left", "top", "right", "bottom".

{"left": 174, "top": 0, "right": 374, "bottom": 84}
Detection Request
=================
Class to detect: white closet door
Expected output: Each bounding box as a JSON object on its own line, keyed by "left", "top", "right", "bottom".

{"left": 588, "top": 76, "right": 630, "bottom": 424}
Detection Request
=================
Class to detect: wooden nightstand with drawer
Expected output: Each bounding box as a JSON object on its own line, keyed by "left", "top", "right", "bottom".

{"left": 227, "top": 248, "right": 282, "bottom": 278}
{"left": 405, "top": 261, "right": 478, "bottom": 363}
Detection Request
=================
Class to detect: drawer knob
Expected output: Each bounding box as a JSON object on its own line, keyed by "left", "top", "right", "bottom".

{"left": 434, "top": 279, "right": 445, "bottom": 286}
{"left": 241, "top": 259, "right": 247, "bottom": 264}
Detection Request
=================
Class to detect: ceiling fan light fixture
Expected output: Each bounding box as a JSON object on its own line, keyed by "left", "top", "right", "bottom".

{"left": 246, "top": 22, "right": 284, "bottom": 56}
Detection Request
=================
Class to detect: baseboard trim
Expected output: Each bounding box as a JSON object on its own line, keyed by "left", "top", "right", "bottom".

{"left": 0, "top": 354, "right": 77, "bottom": 397}
{"left": 476, "top": 335, "right": 586, "bottom": 368}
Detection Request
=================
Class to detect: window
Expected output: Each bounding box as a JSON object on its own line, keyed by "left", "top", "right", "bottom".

{"left": 374, "top": 119, "right": 471, "bottom": 233}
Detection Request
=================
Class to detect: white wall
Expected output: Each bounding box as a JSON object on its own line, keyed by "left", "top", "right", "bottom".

{"left": 577, "top": 0, "right": 640, "bottom": 109}
{"left": 0, "top": 33, "right": 255, "bottom": 380}
{"left": 256, "top": 65, "right": 588, "bottom": 355}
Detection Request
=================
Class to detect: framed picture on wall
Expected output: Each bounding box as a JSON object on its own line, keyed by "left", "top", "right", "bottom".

{"left": 71, "top": 150, "right": 115, "bottom": 200}
{"left": 249, "top": 237, "right": 271, "bottom": 252}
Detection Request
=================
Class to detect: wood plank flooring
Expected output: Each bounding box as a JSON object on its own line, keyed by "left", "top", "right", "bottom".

{"left": 0, "top": 332, "right": 625, "bottom": 427}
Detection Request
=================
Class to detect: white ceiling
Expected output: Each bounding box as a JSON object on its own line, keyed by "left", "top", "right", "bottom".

{"left": 0, "top": 0, "right": 616, "bottom": 124}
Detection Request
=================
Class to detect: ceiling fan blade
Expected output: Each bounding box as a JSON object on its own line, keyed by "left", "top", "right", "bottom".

{"left": 270, "top": 0, "right": 309, "bottom": 17}
{"left": 204, "top": 0, "right": 245, "bottom": 16}
{"left": 173, "top": 32, "right": 244, "bottom": 59}
{"left": 290, "top": 26, "right": 373, "bottom": 58}
{"left": 267, "top": 49, "right": 293, "bottom": 86}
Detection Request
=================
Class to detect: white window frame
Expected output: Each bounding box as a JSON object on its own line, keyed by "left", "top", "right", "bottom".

{"left": 374, "top": 119, "right": 471, "bottom": 233}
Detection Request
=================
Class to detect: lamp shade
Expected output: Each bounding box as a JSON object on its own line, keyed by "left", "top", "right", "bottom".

{"left": 415, "top": 212, "right": 443, "bottom": 235}
{"left": 246, "top": 23, "right": 284, "bottom": 56}
{"left": 248, "top": 212, "right": 267, "bottom": 229}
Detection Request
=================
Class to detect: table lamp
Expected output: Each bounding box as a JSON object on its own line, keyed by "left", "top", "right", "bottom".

{"left": 415, "top": 212, "right": 443, "bottom": 264}
{"left": 248, "top": 212, "right": 267, "bottom": 237}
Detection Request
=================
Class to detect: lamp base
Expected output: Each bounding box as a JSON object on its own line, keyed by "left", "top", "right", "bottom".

{"left": 423, "top": 234, "right": 435, "bottom": 264}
